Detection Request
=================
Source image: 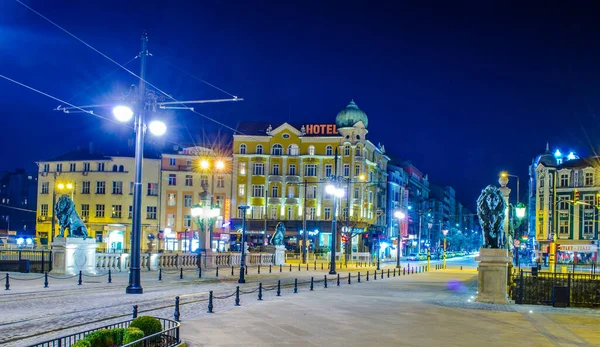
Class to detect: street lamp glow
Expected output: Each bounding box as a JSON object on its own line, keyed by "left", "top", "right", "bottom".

{"left": 200, "top": 159, "right": 210, "bottom": 170}
{"left": 215, "top": 160, "right": 225, "bottom": 170}
{"left": 335, "top": 189, "right": 344, "bottom": 198}
{"left": 326, "top": 184, "right": 335, "bottom": 195}
{"left": 66, "top": 183, "right": 73, "bottom": 190}
{"left": 113, "top": 105, "right": 134, "bottom": 122}
{"left": 148, "top": 120, "right": 167, "bottom": 136}
{"left": 394, "top": 211, "right": 405, "bottom": 219}
{"left": 515, "top": 202, "right": 526, "bottom": 219}
{"left": 57, "top": 183, "right": 65, "bottom": 190}
{"left": 359, "top": 174, "right": 366, "bottom": 181}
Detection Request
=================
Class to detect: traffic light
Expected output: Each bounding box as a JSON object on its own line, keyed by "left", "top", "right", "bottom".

{"left": 596, "top": 194, "right": 600, "bottom": 209}
{"left": 574, "top": 189, "right": 580, "bottom": 204}
{"left": 341, "top": 235, "right": 348, "bottom": 244}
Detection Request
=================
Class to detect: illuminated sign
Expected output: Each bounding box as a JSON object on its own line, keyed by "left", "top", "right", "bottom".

{"left": 224, "top": 199, "right": 231, "bottom": 224}
{"left": 558, "top": 245, "right": 598, "bottom": 253}
{"left": 304, "top": 124, "right": 338, "bottom": 135}
{"left": 299, "top": 229, "right": 319, "bottom": 236}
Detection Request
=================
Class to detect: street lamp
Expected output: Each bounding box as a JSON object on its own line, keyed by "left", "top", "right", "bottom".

{"left": 442, "top": 229, "right": 449, "bottom": 270}
{"left": 501, "top": 172, "right": 520, "bottom": 203}
{"left": 326, "top": 183, "right": 344, "bottom": 275}
{"left": 237, "top": 205, "right": 250, "bottom": 283}
{"left": 515, "top": 202, "right": 526, "bottom": 267}
{"left": 394, "top": 210, "right": 405, "bottom": 268}
{"left": 191, "top": 204, "right": 221, "bottom": 253}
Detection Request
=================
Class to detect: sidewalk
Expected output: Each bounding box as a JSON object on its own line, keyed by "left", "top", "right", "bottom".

{"left": 181, "top": 270, "right": 600, "bottom": 347}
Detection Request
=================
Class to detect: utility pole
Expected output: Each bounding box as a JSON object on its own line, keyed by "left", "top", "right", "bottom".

{"left": 302, "top": 180, "right": 307, "bottom": 264}
{"left": 417, "top": 209, "right": 422, "bottom": 254}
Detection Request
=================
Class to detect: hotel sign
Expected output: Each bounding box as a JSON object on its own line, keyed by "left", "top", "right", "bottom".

{"left": 304, "top": 124, "right": 338, "bottom": 135}
{"left": 558, "top": 244, "right": 598, "bottom": 253}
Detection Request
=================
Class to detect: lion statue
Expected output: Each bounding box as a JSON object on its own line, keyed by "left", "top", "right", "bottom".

{"left": 55, "top": 194, "right": 88, "bottom": 239}
{"left": 477, "top": 185, "right": 507, "bottom": 249}
{"left": 270, "top": 222, "right": 285, "bottom": 246}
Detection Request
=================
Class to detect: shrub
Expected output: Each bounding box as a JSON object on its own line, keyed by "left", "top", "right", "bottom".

{"left": 72, "top": 340, "right": 91, "bottom": 347}
{"left": 123, "top": 327, "right": 145, "bottom": 345}
{"left": 129, "top": 316, "right": 162, "bottom": 337}
{"left": 112, "top": 327, "right": 126, "bottom": 345}
{"left": 82, "top": 329, "right": 116, "bottom": 347}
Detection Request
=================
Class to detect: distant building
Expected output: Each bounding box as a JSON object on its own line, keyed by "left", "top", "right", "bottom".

{"left": 0, "top": 169, "right": 37, "bottom": 240}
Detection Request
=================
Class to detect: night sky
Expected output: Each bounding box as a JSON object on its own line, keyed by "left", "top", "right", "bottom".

{"left": 3, "top": 1, "right": 600, "bottom": 209}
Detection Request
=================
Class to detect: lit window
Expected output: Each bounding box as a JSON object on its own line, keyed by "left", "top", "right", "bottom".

{"left": 271, "top": 144, "right": 283, "bottom": 155}
{"left": 168, "top": 174, "right": 177, "bottom": 186}
{"left": 240, "top": 144, "right": 247, "bottom": 154}
{"left": 256, "top": 145, "right": 263, "bottom": 154}
{"left": 168, "top": 193, "right": 176, "bottom": 207}
{"left": 185, "top": 175, "right": 193, "bottom": 186}
{"left": 308, "top": 145, "right": 315, "bottom": 156}
{"left": 184, "top": 194, "right": 192, "bottom": 207}
{"left": 326, "top": 146, "right": 333, "bottom": 156}
{"left": 240, "top": 162, "right": 246, "bottom": 175}
{"left": 238, "top": 184, "right": 245, "bottom": 197}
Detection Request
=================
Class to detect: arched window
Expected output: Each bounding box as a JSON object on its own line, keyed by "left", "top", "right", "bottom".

{"left": 240, "top": 144, "right": 247, "bottom": 154}
{"left": 356, "top": 147, "right": 361, "bottom": 157}
{"left": 308, "top": 145, "right": 315, "bottom": 156}
{"left": 118, "top": 165, "right": 124, "bottom": 172}
{"left": 271, "top": 144, "right": 283, "bottom": 155}
{"left": 256, "top": 144, "right": 263, "bottom": 154}
{"left": 325, "top": 145, "right": 333, "bottom": 156}
{"left": 364, "top": 149, "right": 369, "bottom": 161}
{"left": 288, "top": 144, "right": 299, "bottom": 156}
{"left": 112, "top": 165, "right": 118, "bottom": 172}
{"left": 344, "top": 146, "right": 350, "bottom": 156}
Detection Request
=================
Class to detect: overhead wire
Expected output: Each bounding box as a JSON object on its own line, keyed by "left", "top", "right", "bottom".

{"left": 0, "top": 204, "right": 37, "bottom": 213}
{"left": 66, "top": 57, "right": 137, "bottom": 103}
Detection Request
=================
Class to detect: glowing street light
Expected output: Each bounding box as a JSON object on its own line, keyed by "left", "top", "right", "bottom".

{"left": 200, "top": 159, "right": 210, "bottom": 170}
{"left": 394, "top": 210, "right": 406, "bottom": 268}
{"left": 57, "top": 183, "right": 65, "bottom": 190}
{"left": 113, "top": 105, "right": 134, "bottom": 122}
{"left": 515, "top": 202, "right": 526, "bottom": 219}
{"left": 148, "top": 120, "right": 167, "bottom": 136}
{"left": 215, "top": 160, "right": 225, "bottom": 170}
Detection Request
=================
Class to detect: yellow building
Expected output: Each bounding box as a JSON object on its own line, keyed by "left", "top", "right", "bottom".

{"left": 159, "top": 146, "right": 232, "bottom": 252}
{"left": 231, "top": 100, "right": 389, "bottom": 252}
{"left": 36, "top": 148, "right": 160, "bottom": 251}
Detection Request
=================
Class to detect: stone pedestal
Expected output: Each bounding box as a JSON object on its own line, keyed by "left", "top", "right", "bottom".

{"left": 51, "top": 237, "right": 98, "bottom": 275}
{"left": 475, "top": 248, "right": 511, "bottom": 304}
{"left": 274, "top": 245, "right": 286, "bottom": 265}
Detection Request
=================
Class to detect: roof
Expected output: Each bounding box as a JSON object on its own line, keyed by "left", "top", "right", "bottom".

{"left": 40, "top": 147, "right": 161, "bottom": 162}
{"left": 557, "top": 157, "right": 599, "bottom": 169}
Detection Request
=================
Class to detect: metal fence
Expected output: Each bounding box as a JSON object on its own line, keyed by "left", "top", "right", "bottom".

{"left": 28, "top": 317, "right": 180, "bottom": 347}
{"left": 0, "top": 250, "right": 52, "bottom": 273}
{"left": 511, "top": 270, "right": 600, "bottom": 307}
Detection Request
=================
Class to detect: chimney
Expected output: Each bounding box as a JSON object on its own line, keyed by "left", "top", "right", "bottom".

{"left": 89, "top": 142, "right": 95, "bottom": 154}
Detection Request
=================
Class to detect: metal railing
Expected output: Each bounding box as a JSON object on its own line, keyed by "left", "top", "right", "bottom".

{"left": 511, "top": 270, "right": 600, "bottom": 307}
{"left": 0, "top": 250, "right": 52, "bottom": 273}
{"left": 28, "top": 317, "right": 180, "bottom": 347}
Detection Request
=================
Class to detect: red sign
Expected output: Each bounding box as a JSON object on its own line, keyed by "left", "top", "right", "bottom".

{"left": 514, "top": 240, "right": 520, "bottom": 247}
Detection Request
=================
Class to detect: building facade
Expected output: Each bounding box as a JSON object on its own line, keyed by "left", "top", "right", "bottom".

{"left": 230, "top": 101, "right": 388, "bottom": 253}
{"left": 0, "top": 169, "right": 37, "bottom": 241}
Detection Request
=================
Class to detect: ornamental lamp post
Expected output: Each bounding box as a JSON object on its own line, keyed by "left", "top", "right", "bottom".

{"left": 191, "top": 204, "right": 221, "bottom": 253}
{"left": 326, "top": 183, "right": 345, "bottom": 275}
{"left": 442, "top": 229, "right": 449, "bottom": 270}
{"left": 394, "top": 210, "right": 406, "bottom": 268}
{"left": 515, "top": 202, "right": 526, "bottom": 268}
{"left": 237, "top": 205, "right": 250, "bottom": 283}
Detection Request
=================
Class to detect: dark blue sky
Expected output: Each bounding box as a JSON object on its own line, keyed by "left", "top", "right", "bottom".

{"left": 2, "top": 0, "right": 600, "bottom": 209}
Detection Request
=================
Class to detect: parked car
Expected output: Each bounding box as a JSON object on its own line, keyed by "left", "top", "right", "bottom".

{"left": 407, "top": 253, "right": 419, "bottom": 261}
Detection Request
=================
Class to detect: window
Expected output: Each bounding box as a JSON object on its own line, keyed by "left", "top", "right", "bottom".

{"left": 237, "top": 208, "right": 245, "bottom": 218}
{"left": 308, "top": 208, "right": 316, "bottom": 220}
{"left": 184, "top": 215, "right": 191, "bottom": 228}
{"left": 324, "top": 207, "right": 331, "bottom": 220}
{"left": 289, "top": 164, "right": 296, "bottom": 176}
{"left": 128, "top": 206, "right": 133, "bottom": 218}
{"left": 287, "top": 207, "right": 293, "bottom": 220}
{"left": 307, "top": 186, "right": 317, "bottom": 199}
{"left": 288, "top": 144, "right": 299, "bottom": 156}
{"left": 558, "top": 196, "right": 569, "bottom": 210}
{"left": 215, "top": 195, "right": 224, "bottom": 207}
{"left": 326, "top": 145, "right": 333, "bottom": 156}
{"left": 539, "top": 176, "right": 545, "bottom": 188}
{"left": 119, "top": 165, "right": 124, "bottom": 172}
{"left": 585, "top": 172, "right": 594, "bottom": 186}
{"left": 95, "top": 204, "right": 105, "bottom": 218}
{"left": 41, "top": 182, "right": 49, "bottom": 194}
{"left": 252, "top": 185, "right": 264, "bottom": 197}
{"left": 343, "top": 164, "right": 350, "bottom": 177}
{"left": 252, "top": 206, "right": 264, "bottom": 219}
{"left": 167, "top": 214, "right": 175, "bottom": 227}
{"left": 288, "top": 186, "right": 295, "bottom": 198}
{"left": 584, "top": 219, "right": 594, "bottom": 235}
{"left": 240, "top": 162, "right": 246, "bottom": 175}
{"left": 147, "top": 183, "right": 158, "bottom": 196}
{"left": 559, "top": 220, "right": 569, "bottom": 235}
{"left": 112, "top": 165, "right": 118, "bottom": 172}
{"left": 240, "top": 144, "right": 247, "bottom": 154}
{"left": 183, "top": 174, "right": 192, "bottom": 187}
{"left": 43, "top": 164, "right": 49, "bottom": 172}
{"left": 584, "top": 195, "right": 594, "bottom": 208}
{"left": 304, "top": 164, "right": 317, "bottom": 176}
{"left": 272, "top": 185, "right": 279, "bottom": 197}
{"left": 272, "top": 164, "right": 280, "bottom": 175}
{"left": 168, "top": 174, "right": 177, "bottom": 186}
{"left": 81, "top": 204, "right": 89, "bottom": 218}
{"left": 40, "top": 204, "right": 48, "bottom": 217}
{"left": 56, "top": 163, "right": 62, "bottom": 172}
{"left": 560, "top": 174, "right": 569, "bottom": 187}
{"left": 169, "top": 158, "right": 176, "bottom": 166}
{"left": 168, "top": 193, "right": 177, "bottom": 207}
{"left": 70, "top": 163, "right": 76, "bottom": 172}
{"left": 146, "top": 206, "right": 157, "bottom": 219}
{"left": 111, "top": 205, "right": 122, "bottom": 218}
{"left": 200, "top": 175, "right": 209, "bottom": 187}
{"left": 354, "top": 188, "right": 360, "bottom": 199}
{"left": 238, "top": 184, "right": 245, "bottom": 197}
{"left": 96, "top": 181, "right": 106, "bottom": 194}
{"left": 355, "top": 165, "right": 360, "bottom": 176}
{"left": 344, "top": 146, "right": 350, "bottom": 156}
{"left": 369, "top": 191, "right": 373, "bottom": 203}
{"left": 217, "top": 176, "right": 225, "bottom": 188}
{"left": 270, "top": 207, "right": 278, "bottom": 219}
{"left": 356, "top": 147, "right": 361, "bottom": 156}
{"left": 82, "top": 181, "right": 90, "bottom": 194}
{"left": 186, "top": 160, "right": 192, "bottom": 167}
{"left": 184, "top": 194, "right": 192, "bottom": 207}
{"left": 308, "top": 145, "right": 315, "bottom": 156}
{"left": 256, "top": 145, "right": 263, "bottom": 154}
{"left": 253, "top": 163, "right": 265, "bottom": 175}
{"left": 272, "top": 144, "right": 283, "bottom": 155}
{"left": 325, "top": 164, "right": 332, "bottom": 178}
{"left": 112, "top": 181, "right": 123, "bottom": 194}
{"left": 343, "top": 207, "right": 348, "bottom": 219}
{"left": 98, "top": 163, "right": 104, "bottom": 172}
{"left": 83, "top": 162, "right": 90, "bottom": 172}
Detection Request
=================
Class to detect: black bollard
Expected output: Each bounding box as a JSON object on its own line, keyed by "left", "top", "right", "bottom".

{"left": 245, "top": 265, "right": 248, "bottom": 275}
{"left": 280, "top": 264, "right": 282, "bottom": 273}
{"left": 310, "top": 277, "right": 314, "bottom": 291}
{"left": 180, "top": 268, "right": 183, "bottom": 279}
{"left": 208, "top": 291, "right": 214, "bottom": 313}
{"left": 382, "top": 270, "right": 385, "bottom": 279}
{"left": 337, "top": 273, "right": 340, "bottom": 286}
{"left": 258, "top": 265, "right": 261, "bottom": 274}
{"left": 294, "top": 278, "right": 298, "bottom": 293}
{"left": 198, "top": 267, "right": 202, "bottom": 278}
{"left": 108, "top": 269, "right": 112, "bottom": 283}
{"left": 461, "top": 266, "right": 463, "bottom": 271}
{"left": 258, "top": 283, "right": 263, "bottom": 301}
{"left": 412, "top": 268, "right": 414, "bottom": 274}
{"left": 358, "top": 272, "right": 361, "bottom": 283}
{"left": 44, "top": 271, "right": 49, "bottom": 288}
{"left": 235, "top": 286, "right": 240, "bottom": 306}
{"left": 159, "top": 268, "right": 163, "bottom": 281}
{"left": 78, "top": 270, "right": 82, "bottom": 285}
{"left": 133, "top": 305, "right": 138, "bottom": 319}
{"left": 388, "top": 269, "right": 390, "bottom": 278}
{"left": 366, "top": 271, "right": 370, "bottom": 281}
{"left": 374, "top": 270, "right": 377, "bottom": 281}
{"left": 403, "top": 268, "right": 406, "bottom": 275}
{"left": 231, "top": 266, "right": 234, "bottom": 276}
{"left": 216, "top": 267, "right": 219, "bottom": 277}
{"left": 306, "top": 263, "right": 309, "bottom": 271}
{"left": 321, "top": 263, "right": 324, "bottom": 270}
{"left": 5, "top": 273, "right": 9, "bottom": 290}
{"left": 269, "top": 264, "right": 272, "bottom": 273}
{"left": 277, "top": 280, "right": 281, "bottom": 296}
{"left": 290, "top": 264, "right": 292, "bottom": 272}
{"left": 314, "top": 261, "right": 317, "bottom": 270}
{"left": 348, "top": 273, "right": 351, "bottom": 285}
{"left": 393, "top": 268, "right": 396, "bottom": 277}
{"left": 324, "top": 275, "right": 328, "bottom": 288}
{"left": 298, "top": 263, "right": 301, "bottom": 272}
{"left": 174, "top": 296, "right": 181, "bottom": 321}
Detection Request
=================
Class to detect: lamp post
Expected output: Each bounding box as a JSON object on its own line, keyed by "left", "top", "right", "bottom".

{"left": 394, "top": 210, "right": 405, "bottom": 268}
{"left": 191, "top": 203, "right": 221, "bottom": 253}
{"left": 326, "top": 182, "right": 344, "bottom": 275}
{"left": 442, "top": 229, "right": 449, "bottom": 270}
{"left": 198, "top": 158, "right": 227, "bottom": 252}
{"left": 501, "top": 172, "right": 520, "bottom": 204}
{"left": 237, "top": 205, "right": 250, "bottom": 283}
{"left": 515, "top": 202, "right": 526, "bottom": 268}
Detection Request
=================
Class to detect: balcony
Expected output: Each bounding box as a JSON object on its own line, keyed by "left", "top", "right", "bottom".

{"left": 177, "top": 165, "right": 193, "bottom": 171}
{"left": 354, "top": 155, "right": 365, "bottom": 162}
{"left": 269, "top": 175, "right": 284, "bottom": 183}
{"left": 268, "top": 197, "right": 282, "bottom": 204}
{"left": 285, "top": 197, "right": 299, "bottom": 204}
{"left": 286, "top": 175, "right": 300, "bottom": 184}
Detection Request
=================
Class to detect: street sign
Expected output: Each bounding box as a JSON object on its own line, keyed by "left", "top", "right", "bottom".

{"left": 513, "top": 239, "right": 520, "bottom": 247}
{"left": 558, "top": 244, "right": 598, "bottom": 253}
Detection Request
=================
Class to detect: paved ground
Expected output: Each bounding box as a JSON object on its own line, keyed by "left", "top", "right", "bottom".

{"left": 181, "top": 263, "right": 600, "bottom": 347}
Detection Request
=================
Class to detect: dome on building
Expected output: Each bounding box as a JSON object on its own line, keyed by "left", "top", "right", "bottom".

{"left": 534, "top": 143, "right": 557, "bottom": 167}
{"left": 335, "top": 100, "right": 368, "bottom": 128}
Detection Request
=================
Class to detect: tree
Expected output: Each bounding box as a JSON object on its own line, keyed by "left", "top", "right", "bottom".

{"left": 335, "top": 214, "right": 373, "bottom": 263}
